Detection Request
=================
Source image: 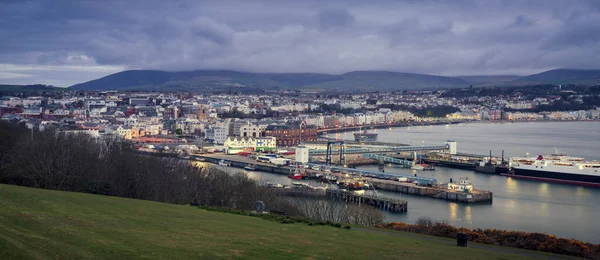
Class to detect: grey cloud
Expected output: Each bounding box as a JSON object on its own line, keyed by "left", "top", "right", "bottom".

{"left": 190, "top": 17, "right": 235, "bottom": 45}
{"left": 1, "top": 0, "right": 600, "bottom": 86}
{"left": 316, "top": 8, "right": 355, "bottom": 30}
{"left": 540, "top": 13, "right": 600, "bottom": 50}
{"left": 510, "top": 15, "right": 535, "bottom": 28}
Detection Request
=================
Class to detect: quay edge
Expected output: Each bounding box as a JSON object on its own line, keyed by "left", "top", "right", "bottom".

{"left": 193, "top": 154, "right": 493, "bottom": 204}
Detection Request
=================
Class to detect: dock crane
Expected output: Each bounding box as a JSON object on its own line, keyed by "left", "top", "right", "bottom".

{"left": 325, "top": 140, "right": 345, "bottom": 166}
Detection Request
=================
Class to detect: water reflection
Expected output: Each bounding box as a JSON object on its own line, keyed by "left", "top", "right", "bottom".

{"left": 449, "top": 203, "right": 457, "bottom": 221}
{"left": 505, "top": 177, "right": 517, "bottom": 193}
{"left": 465, "top": 206, "right": 472, "bottom": 224}
{"left": 537, "top": 183, "right": 550, "bottom": 198}
{"left": 575, "top": 186, "right": 589, "bottom": 197}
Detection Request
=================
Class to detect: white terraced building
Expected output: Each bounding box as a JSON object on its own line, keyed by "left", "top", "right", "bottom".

{"left": 224, "top": 136, "right": 277, "bottom": 154}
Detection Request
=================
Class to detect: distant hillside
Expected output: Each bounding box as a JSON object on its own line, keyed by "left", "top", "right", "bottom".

{"left": 300, "top": 71, "right": 469, "bottom": 91}
{"left": 0, "top": 84, "right": 61, "bottom": 93}
{"left": 70, "top": 70, "right": 469, "bottom": 91}
{"left": 70, "top": 70, "right": 341, "bottom": 92}
{"left": 514, "top": 69, "right": 600, "bottom": 85}
{"left": 70, "top": 68, "right": 600, "bottom": 92}
{"left": 458, "top": 75, "right": 521, "bottom": 86}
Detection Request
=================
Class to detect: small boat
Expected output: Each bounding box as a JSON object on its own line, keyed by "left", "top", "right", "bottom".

{"left": 192, "top": 156, "right": 206, "bottom": 162}
{"left": 337, "top": 179, "right": 368, "bottom": 190}
{"left": 244, "top": 164, "right": 257, "bottom": 171}
{"left": 288, "top": 173, "right": 304, "bottom": 180}
{"left": 353, "top": 128, "right": 378, "bottom": 142}
{"left": 291, "top": 182, "right": 304, "bottom": 188}
{"left": 319, "top": 174, "right": 338, "bottom": 183}
{"left": 218, "top": 159, "right": 231, "bottom": 166}
{"left": 264, "top": 182, "right": 284, "bottom": 188}
{"left": 411, "top": 164, "right": 425, "bottom": 170}
{"left": 422, "top": 164, "right": 435, "bottom": 171}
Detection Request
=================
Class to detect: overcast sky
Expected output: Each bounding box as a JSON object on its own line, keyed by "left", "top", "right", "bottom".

{"left": 1, "top": 0, "right": 600, "bottom": 87}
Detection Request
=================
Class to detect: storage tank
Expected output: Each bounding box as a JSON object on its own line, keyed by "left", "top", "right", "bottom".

{"left": 295, "top": 146, "right": 309, "bottom": 164}
{"left": 445, "top": 140, "right": 457, "bottom": 155}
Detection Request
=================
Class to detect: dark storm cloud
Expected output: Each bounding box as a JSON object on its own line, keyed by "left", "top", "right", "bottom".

{"left": 1, "top": 0, "right": 600, "bottom": 86}
{"left": 510, "top": 15, "right": 535, "bottom": 28}
{"left": 317, "top": 8, "right": 356, "bottom": 30}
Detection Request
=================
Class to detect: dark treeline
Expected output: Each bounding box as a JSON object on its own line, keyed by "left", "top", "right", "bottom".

{"left": 0, "top": 120, "right": 383, "bottom": 225}
{"left": 505, "top": 95, "right": 600, "bottom": 113}
{"left": 379, "top": 104, "right": 460, "bottom": 117}
{"left": 441, "top": 85, "right": 600, "bottom": 98}
{"left": 0, "top": 120, "right": 293, "bottom": 210}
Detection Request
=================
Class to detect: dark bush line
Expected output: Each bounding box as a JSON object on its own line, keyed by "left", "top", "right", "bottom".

{"left": 0, "top": 121, "right": 381, "bottom": 227}
{"left": 377, "top": 218, "right": 600, "bottom": 259}
{"left": 0, "top": 121, "right": 298, "bottom": 214}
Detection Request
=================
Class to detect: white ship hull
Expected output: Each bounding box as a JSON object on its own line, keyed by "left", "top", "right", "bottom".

{"left": 505, "top": 155, "right": 600, "bottom": 187}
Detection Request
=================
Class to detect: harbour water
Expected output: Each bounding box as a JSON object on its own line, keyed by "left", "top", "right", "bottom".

{"left": 214, "top": 121, "right": 600, "bottom": 243}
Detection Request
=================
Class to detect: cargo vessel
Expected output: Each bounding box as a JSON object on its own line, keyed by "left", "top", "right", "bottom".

{"left": 353, "top": 129, "right": 378, "bottom": 142}
{"left": 504, "top": 153, "right": 600, "bottom": 187}
{"left": 475, "top": 151, "right": 509, "bottom": 174}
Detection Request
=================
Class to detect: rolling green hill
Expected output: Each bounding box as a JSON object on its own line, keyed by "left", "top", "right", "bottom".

{"left": 0, "top": 184, "right": 563, "bottom": 259}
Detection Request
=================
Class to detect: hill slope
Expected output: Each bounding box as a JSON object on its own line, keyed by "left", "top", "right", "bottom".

{"left": 0, "top": 84, "right": 62, "bottom": 93}
{"left": 301, "top": 71, "right": 469, "bottom": 91}
{"left": 0, "top": 184, "right": 559, "bottom": 259}
{"left": 70, "top": 70, "right": 341, "bottom": 91}
{"left": 70, "top": 70, "right": 469, "bottom": 91}
{"left": 514, "top": 69, "right": 600, "bottom": 85}
{"left": 459, "top": 75, "right": 521, "bottom": 86}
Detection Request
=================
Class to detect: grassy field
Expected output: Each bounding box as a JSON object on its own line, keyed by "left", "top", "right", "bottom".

{"left": 0, "top": 184, "right": 567, "bottom": 259}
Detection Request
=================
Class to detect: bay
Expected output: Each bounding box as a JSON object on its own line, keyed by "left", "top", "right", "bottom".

{"left": 216, "top": 122, "right": 600, "bottom": 243}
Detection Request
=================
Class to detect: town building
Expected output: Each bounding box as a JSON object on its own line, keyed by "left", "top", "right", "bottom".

{"left": 223, "top": 136, "right": 277, "bottom": 154}
{"left": 265, "top": 120, "right": 317, "bottom": 146}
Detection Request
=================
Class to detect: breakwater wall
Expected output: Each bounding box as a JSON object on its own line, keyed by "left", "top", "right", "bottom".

{"left": 370, "top": 180, "right": 492, "bottom": 203}
{"left": 269, "top": 188, "right": 408, "bottom": 213}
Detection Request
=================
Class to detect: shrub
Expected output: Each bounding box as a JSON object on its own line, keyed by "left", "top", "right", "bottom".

{"left": 377, "top": 221, "right": 599, "bottom": 259}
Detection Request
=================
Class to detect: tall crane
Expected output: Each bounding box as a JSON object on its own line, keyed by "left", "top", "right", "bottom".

{"left": 325, "top": 140, "right": 345, "bottom": 166}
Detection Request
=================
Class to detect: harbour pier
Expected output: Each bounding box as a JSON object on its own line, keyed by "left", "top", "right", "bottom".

{"left": 268, "top": 188, "right": 408, "bottom": 213}
{"left": 194, "top": 154, "right": 493, "bottom": 203}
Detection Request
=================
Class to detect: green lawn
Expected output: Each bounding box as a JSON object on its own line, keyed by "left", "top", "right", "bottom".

{"left": 0, "top": 184, "right": 565, "bottom": 259}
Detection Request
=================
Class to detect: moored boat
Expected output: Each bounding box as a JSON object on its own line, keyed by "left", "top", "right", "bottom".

{"left": 411, "top": 164, "right": 425, "bottom": 170}
{"left": 218, "top": 159, "right": 231, "bottom": 166}
{"left": 337, "top": 179, "right": 369, "bottom": 190}
{"left": 288, "top": 172, "right": 305, "bottom": 180}
{"left": 353, "top": 128, "right": 378, "bottom": 142}
{"left": 244, "top": 164, "right": 257, "bottom": 171}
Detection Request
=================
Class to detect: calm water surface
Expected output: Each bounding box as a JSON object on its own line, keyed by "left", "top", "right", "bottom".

{"left": 216, "top": 122, "right": 600, "bottom": 243}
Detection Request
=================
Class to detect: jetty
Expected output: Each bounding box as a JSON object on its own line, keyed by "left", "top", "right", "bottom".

{"left": 268, "top": 188, "right": 408, "bottom": 213}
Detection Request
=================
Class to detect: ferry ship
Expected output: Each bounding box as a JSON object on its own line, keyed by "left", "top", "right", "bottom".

{"left": 353, "top": 129, "right": 378, "bottom": 142}
{"left": 504, "top": 153, "right": 600, "bottom": 187}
